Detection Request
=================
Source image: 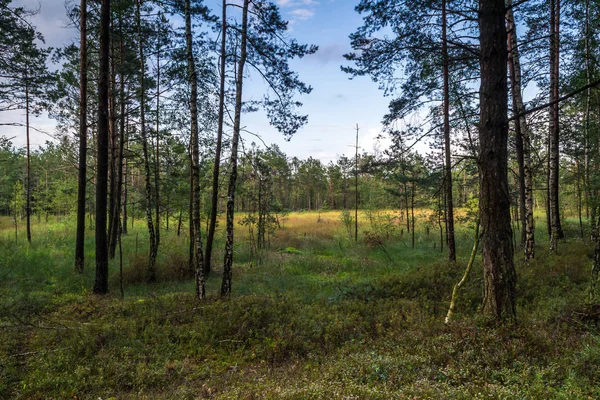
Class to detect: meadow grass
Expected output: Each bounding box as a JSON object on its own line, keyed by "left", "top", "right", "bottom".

{"left": 1, "top": 210, "right": 599, "bottom": 399}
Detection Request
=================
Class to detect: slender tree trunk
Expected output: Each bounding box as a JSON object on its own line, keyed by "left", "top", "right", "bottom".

{"left": 108, "top": 14, "right": 126, "bottom": 255}
{"left": 185, "top": 0, "right": 206, "bottom": 298}
{"left": 506, "top": 5, "right": 525, "bottom": 247}
{"left": 355, "top": 124, "right": 359, "bottom": 243}
{"left": 189, "top": 165, "right": 194, "bottom": 272}
{"left": 576, "top": 159, "right": 584, "bottom": 239}
{"left": 108, "top": 35, "right": 118, "bottom": 260}
{"left": 584, "top": 0, "right": 595, "bottom": 238}
{"left": 122, "top": 113, "right": 129, "bottom": 235}
{"left": 222, "top": 0, "right": 249, "bottom": 297}
{"left": 549, "top": 0, "right": 564, "bottom": 251}
{"left": 177, "top": 209, "right": 182, "bottom": 237}
{"left": 507, "top": 0, "right": 534, "bottom": 259}
{"left": 14, "top": 188, "right": 18, "bottom": 243}
{"left": 136, "top": 0, "right": 157, "bottom": 281}
{"left": 439, "top": 193, "right": 444, "bottom": 252}
{"left": 205, "top": 0, "right": 227, "bottom": 275}
{"left": 546, "top": 160, "right": 551, "bottom": 238}
{"left": 442, "top": 0, "right": 456, "bottom": 262}
{"left": 411, "top": 179, "right": 415, "bottom": 249}
{"left": 25, "top": 76, "right": 31, "bottom": 243}
{"left": 445, "top": 218, "right": 480, "bottom": 324}
{"left": 404, "top": 181, "right": 409, "bottom": 232}
{"left": 94, "top": 0, "right": 110, "bottom": 295}
{"left": 155, "top": 24, "right": 161, "bottom": 253}
{"left": 478, "top": 0, "right": 516, "bottom": 321}
{"left": 592, "top": 218, "right": 600, "bottom": 299}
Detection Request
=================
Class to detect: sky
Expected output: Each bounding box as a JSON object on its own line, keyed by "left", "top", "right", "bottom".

{"left": 1, "top": 0, "right": 395, "bottom": 164}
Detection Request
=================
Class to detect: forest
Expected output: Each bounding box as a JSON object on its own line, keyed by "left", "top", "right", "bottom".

{"left": 2, "top": 0, "right": 600, "bottom": 398}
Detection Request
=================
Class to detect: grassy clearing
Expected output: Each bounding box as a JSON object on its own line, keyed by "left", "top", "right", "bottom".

{"left": 1, "top": 211, "right": 599, "bottom": 399}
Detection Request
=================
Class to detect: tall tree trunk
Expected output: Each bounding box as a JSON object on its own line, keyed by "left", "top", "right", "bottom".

{"left": 155, "top": 23, "right": 161, "bottom": 253}
{"left": 189, "top": 165, "right": 195, "bottom": 273}
{"left": 549, "top": 0, "right": 564, "bottom": 251}
{"left": 108, "top": 35, "right": 118, "bottom": 260}
{"left": 442, "top": 0, "right": 456, "bottom": 262}
{"left": 25, "top": 75, "right": 31, "bottom": 243}
{"left": 478, "top": 0, "right": 516, "bottom": 321}
{"left": 205, "top": 0, "right": 227, "bottom": 275}
{"left": 404, "top": 181, "right": 409, "bottom": 232}
{"left": 122, "top": 112, "right": 129, "bottom": 235}
{"left": 185, "top": 0, "right": 206, "bottom": 298}
{"left": 93, "top": 0, "right": 110, "bottom": 295}
{"left": 355, "top": 124, "right": 359, "bottom": 243}
{"left": 411, "top": 179, "right": 415, "bottom": 249}
{"left": 507, "top": 0, "right": 535, "bottom": 259}
{"left": 576, "top": 159, "right": 584, "bottom": 238}
{"left": 222, "top": 0, "right": 249, "bottom": 297}
{"left": 584, "top": 0, "right": 595, "bottom": 238}
{"left": 108, "top": 13, "right": 127, "bottom": 257}
{"left": 14, "top": 187, "right": 18, "bottom": 243}
{"left": 136, "top": 0, "right": 157, "bottom": 281}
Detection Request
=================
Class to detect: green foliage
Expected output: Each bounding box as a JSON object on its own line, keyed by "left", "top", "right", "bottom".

{"left": 2, "top": 215, "right": 600, "bottom": 398}
{"left": 339, "top": 209, "right": 354, "bottom": 239}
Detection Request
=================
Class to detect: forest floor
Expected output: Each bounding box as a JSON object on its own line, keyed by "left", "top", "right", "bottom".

{"left": 1, "top": 210, "right": 600, "bottom": 399}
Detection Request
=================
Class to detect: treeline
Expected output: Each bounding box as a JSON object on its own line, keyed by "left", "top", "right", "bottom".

{"left": 0, "top": 137, "right": 450, "bottom": 220}
{"left": 0, "top": 129, "right": 590, "bottom": 245}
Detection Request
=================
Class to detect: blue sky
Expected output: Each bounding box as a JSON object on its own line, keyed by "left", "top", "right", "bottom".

{"left": 2, "top": 0, "right": 394, "bottom": 163}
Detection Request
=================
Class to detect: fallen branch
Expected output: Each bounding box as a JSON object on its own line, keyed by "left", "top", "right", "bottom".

{"left": 445, "top": 219, "right": 480, "bottom": 324}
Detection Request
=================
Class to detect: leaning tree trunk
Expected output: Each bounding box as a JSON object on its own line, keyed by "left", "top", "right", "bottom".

{"left": 507, "top": 0, "right": 535, "bottom": 259}
{"left": 205, "top": 0, "right": 227, "bottom": 276}
{"left": 185, "top": 0, "right": 206, "bottom": 298}
{"left": 136, "top": 0, "right": 157, "bottom": 281}
{"left": 442, "top": 0, "right": 456, "bottom": 262}
{"left": 549, "top": 0, "right": 564, "bottom": 251}
{"left": 478, "top": 0, "right": 517, "bottom": 321}
{"left": 222, "top": 0, "right": 249, "bottom": 297}
{"left": 93, "top": 0, "right": 110, "bottom": 295}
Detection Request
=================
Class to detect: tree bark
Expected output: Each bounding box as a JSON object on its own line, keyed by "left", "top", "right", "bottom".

{"left": 478, "top": 0, "right": 516, "bottom": 321}
{"left": 355, "top": 124, "right": 359, "bottom": 243}
{"left": 549, "top": 0, "right": 564, "bottom": 251}
{"left": 205, "top": 0, "right": 227, "bottom": 275}
{"left": 222, "top": 0, "right": 249, "bottom": 297}
{"left": 25, "top": 75, "right": 31, "bottom": 243}
{"left": 584, "top": 0, "right": 595, "bottom": 238}
{"left": 122, "top": 112, "right": 129, "bottom": 235}
{"left": 411, "top": 179, "right": 415, "bottom": 249}
{"left": 108, "top": 33, "right": 118, "bottom": 260}
{"left": 442, "top": 0, "right": 456, "bottom": 262}
{"left": 155, "top": 22, "right": 161, "bottom": 254}
{"left": 94, "top": 0, "right": 110, "bottom": 295}
{"left": 507, "top": 0, "right": 534, "bottom": 259}
{"left": 185, "top": 0, "right": 206, "bottom": 298}
{"left": 108, "top": 13, "right": 126, "bottom": 258}
{"left": 136, "top": 0, "right": 158, "bottom": 281}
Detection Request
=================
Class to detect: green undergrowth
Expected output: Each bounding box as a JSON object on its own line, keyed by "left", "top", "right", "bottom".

{"left": 1, "top": 216, "right": 600, "bottom": 398}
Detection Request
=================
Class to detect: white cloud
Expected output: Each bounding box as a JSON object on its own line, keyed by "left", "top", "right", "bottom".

{"left": 276, "top": 0, "right": 319, "bottom": 7}
{"left": 289, "top": 8, "right": 315, "bottom": 20}
{"left": 275, "top": 0, "right": 319, "bottom": 24}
